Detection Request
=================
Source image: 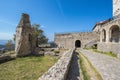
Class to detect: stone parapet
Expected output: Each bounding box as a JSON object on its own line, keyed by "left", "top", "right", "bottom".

{"left": 38, "top": 49, "right": 74, "bottom": 80}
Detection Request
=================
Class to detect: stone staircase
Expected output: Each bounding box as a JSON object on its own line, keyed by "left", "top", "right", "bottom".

{"left": 84, "top": 39, "right": 99, "bottom": 48}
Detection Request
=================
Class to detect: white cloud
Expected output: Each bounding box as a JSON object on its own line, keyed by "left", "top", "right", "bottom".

{"left": 41, "top": 25, "right": 46, "bottom": 28}
{"left": 0, "top": 32, "right": 13, "bottom": 40}
{"left": 56, "top": 0, "right": 65, "bottom": 17}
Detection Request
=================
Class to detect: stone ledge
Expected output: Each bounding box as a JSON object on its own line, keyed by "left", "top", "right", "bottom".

{"left": 38, "top": 49, "right": 74, "bottom": 80}
{"left": 0, "top": 54, "right": 15, "bottom": 63}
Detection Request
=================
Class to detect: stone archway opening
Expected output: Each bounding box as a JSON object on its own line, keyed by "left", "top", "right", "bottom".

{"left": 75, "top": 40, "right": 81, "bottom": 48}
{"left": 110, "top": 25, "right": 119, "bottom": 42}
{"left": 102, "top": 29, "right": 106, "bottom": 42}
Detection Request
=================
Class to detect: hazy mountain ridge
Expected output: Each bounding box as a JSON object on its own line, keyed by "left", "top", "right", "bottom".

{"left": 0, "top": 40, "right": 8, "bottom": 45}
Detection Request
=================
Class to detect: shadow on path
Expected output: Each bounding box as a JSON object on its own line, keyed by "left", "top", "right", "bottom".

{"left": 66, "top": 51, "right": 80, "bottom": 80}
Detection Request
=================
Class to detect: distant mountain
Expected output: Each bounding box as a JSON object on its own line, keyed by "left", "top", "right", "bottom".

{"left": 0, "top": 40, "right": 14, "bottom": 45}
{"left": 0, "top": 45, "right": 5, "bottom": 49}
{"left": 0, "top": 40, "right": 8, "bottom": 45}
{"left": 0, "top": 40, "right": 15, "bottom": 49}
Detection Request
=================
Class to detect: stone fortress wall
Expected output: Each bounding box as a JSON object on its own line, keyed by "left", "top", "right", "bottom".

{"left": 55, "top": 0, "right": 120, "bottom": 58}
{"left": 54, "top": 32, "right": 99, "bottom": 49}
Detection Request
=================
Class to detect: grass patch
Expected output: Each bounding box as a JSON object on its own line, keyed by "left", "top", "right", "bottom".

{"left": 50, "top": 49, "right": 54, "bottom": 51}
{"left": 79, "top": 55, "right": 90, "bottom": 80}
{"left": 53, "top": 50, "right": 60, "bottom": 56}
{"left": 54, "top": 50, "right": 60, "bottom": 53}
{"left": 83, "top": 48, "right": 90, "bottom": 50}
{"left": 79, "top": 51, "right": 102, "bottom": 80}
{"left": 0, "top": 56, "right": 58, "bottom": 80}
{"left": 93, "top": 49, "right": 117, "bottom": 57}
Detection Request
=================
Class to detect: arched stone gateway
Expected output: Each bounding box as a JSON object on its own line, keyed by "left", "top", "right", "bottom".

{"left": 109, "top": 25, "right": 120, "bottom": 42}
{"left": 75, "top": 40, "right": 81, "bottom": 48}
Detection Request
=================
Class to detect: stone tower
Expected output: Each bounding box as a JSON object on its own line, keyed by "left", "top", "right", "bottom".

{"left": 15, "top": 13, "right": 36, "bottom": 57}
{"left": 113, "top": 0, "right": 120, "bottom": 16}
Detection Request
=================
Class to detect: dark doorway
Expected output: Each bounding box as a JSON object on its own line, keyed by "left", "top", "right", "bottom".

{"left": 102, "top": 29, "right": 106, "bottom": 42}
{"left": 75, "top": 40, "right": 81, "bottom": 48}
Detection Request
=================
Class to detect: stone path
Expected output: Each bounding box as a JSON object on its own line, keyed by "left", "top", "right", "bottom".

{"left": 80, "top": 49, "right": 120, "bottom": 80}
{"left": 67, "top": 52, "right": 80, "bottom": 80}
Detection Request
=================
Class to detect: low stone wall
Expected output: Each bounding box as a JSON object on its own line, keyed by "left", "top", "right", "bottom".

{"left": 38, "top": 49, "right": 74, "bottom": 80}
{"left": 98, "top": 42, "right": 120, "bottom": 57}
{"left": 0, "top": 54, "right": 13, "bottom": 63}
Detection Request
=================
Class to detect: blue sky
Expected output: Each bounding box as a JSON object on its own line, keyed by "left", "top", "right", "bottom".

{"left": 0, "top": 0, "right": 112, "bottom": 41}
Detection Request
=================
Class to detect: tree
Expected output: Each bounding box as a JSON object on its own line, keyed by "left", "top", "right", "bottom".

{"left": 32, "top": 24, "right": 48, "bottom": 46}
{"left": 13, "top": 34, "right": 16, "bottom": 42}
{"left": 38, "top": 35, "right": 48, "bottom": 44}
{"left": 6, "top": 40, "right": 13, "bottom": 52}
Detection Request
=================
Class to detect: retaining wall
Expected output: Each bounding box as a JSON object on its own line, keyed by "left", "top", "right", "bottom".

{"left": 0, "top": 54, "right": 14, "bottom": 63}
{"left": 98, "top": 42, "right": 120, "bottom": 58}
{"left": 38, "top": 49, "right": 74, "bottom": 80}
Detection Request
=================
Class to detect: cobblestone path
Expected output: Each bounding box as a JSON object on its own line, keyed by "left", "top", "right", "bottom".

{"left": 80, "top": 49, "right": 120, "bottom": 80}
{"left": 67, "top": 52, "right": 80, "bottom": 80}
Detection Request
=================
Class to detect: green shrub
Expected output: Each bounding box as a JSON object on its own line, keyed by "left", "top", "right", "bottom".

{"left": 54, "top": 50, "right": 60, "bottom": 56}
{"left": 83, "top": 48, "right": 89, "bottom": 50}
{"left": 54, "top": 50, "right": 60, "bottom": 53}
{"left": 51, "top": 49, "right": 54, "bottom": 51}
{"left": 91, "top": 44, "right": 97, "bottom": 49}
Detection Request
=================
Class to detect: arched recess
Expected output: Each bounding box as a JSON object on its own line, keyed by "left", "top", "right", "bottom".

{"left": 102, "top": 29, "right": 106, "bottom": 42}
{"left": 75, "top": 40, "right": 81, "bottom": 48}
{"left": 109, "top": 25, "right": 120, "bottom": 42}
{"left": 29, "top": 34, "right": 32, "bottom": 41}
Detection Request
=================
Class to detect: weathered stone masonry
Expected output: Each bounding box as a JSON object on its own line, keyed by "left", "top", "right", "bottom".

{"left": 97, "top": 0, "right": 120, "bottom": 57}
{"left": 38, "top": 49, "right": 74, "bottom": 80}
{"left": 15, "top": 13, "right": 36, "bottom": 57}
{"left": 54, "top": 32, "right": 99, "bottom": 49}
{"left": 98, "top": 15, "right": 120, "bottom": 57}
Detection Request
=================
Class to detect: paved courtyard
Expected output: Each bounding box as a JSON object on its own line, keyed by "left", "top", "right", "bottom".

{"left": 80, "top": 49, "right": 120, "bottom": 80}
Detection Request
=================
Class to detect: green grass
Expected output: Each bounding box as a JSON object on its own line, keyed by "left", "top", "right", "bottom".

{"left": 79, "top": 52, "right": 102, "bottom": 80}
{"left": 0, "top": 56, "right": 58, "bottom": 80}
{"left": 93, "top": 49, "right": 117, "bottom": 57}
{"left": 83, "top": 48, "right": 90, "bottom": 50}
{"left": 79, "top": 55, "right": 90, "bottom": 80}
{"left": 54, "top": 50, "right": 60, "bottom": 53}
